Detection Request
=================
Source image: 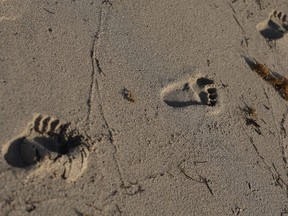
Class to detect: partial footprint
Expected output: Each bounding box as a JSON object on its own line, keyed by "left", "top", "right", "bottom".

{"left": 161, "top": 75, "right": 218, "bottom": 108}
{"left": 2, "top": 114, "right": 90, "bottom": 181}
{"left": 257, "top": 10, "right": 288, "bottom": 40}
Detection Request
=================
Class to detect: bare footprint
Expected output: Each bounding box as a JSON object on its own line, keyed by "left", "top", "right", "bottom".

{"left": 161, "top": 75, "right": 218, "bottom": 108}
{"left": 2, "top": 114, "right": 90, "bottom": 181}
{"left": 257, "top": 10, "right": 288, "bottom": 40}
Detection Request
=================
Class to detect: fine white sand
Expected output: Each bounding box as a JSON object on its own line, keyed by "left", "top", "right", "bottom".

{"left": 1, "top": 0, "right": 288, "bottom": 215}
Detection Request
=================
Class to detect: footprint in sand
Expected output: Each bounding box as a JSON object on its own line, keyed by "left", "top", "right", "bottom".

{"left": 257, "top": 10, "right": 288, "bottom": 40}
{"left": 2, "top": 114, "right": 90, "bottom": 181}
{"left": 161, "top": 75, "right": 218, "bottom": 108}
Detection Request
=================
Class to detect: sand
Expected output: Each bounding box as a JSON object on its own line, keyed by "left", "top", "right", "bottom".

{"left": 1, "top": 0, "right": 288, "bottom": 215}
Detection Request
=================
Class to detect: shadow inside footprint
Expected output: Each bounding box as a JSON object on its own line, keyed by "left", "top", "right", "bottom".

{"left": 4, "top": 137, "right": 29, "bottom": 168}
{"left": 33, "top": 134, "right": 82, "bottom": 155}
{"left": 2, "top": 114, "right": 90, "bottom": 181}
{"left": 257, "top": 10, "right": 288, "bottom": 40}
{"left": 259, "top": 20, "right": 285, "bottom": 40}
{"left": 4, "top": 135, "right": 85, "bottom": 169}
{"left": 196, "top": 77, "right": 214, "bottom": 86}
{"left": 207, "top": 88, "right": 218, "bottom": 106}
{"left": 162, "top": 76, "right": 218, "bottom": 108}
{"left": 199, "top": 92, "right": 209, "bottom": 105}
{"left": 163, "top": 85, "right": 202, "bottom": 108}
{"left": 3, "top": 115, "right": 87, "bottom": 169}
{"left": 163, "top": 100, "right": 202, "bottom": 108}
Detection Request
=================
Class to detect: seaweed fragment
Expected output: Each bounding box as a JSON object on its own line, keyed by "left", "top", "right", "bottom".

{"left": 121, "top": 88, "right": 136, "bottom": 103}
{"left": 244, "top": 57, "right": 288, "bottom": 101}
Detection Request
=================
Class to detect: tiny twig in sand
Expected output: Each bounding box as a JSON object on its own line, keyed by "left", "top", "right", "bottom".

{"left": 198, "top": 175, "right": 214, "bottom": 195}
{"left": 233, "top": 14, "right": 246, "bottom": 34}
{"left": 178, "top": 166, "right": 213, "bottom": 195}
{"left": 43, "top": 8, "right": 55, "bottom": 15}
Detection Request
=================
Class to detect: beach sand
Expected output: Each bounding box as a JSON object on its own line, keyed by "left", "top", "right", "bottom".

{"left": 1, "top": 0, "right": 288, "bottom": 215}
